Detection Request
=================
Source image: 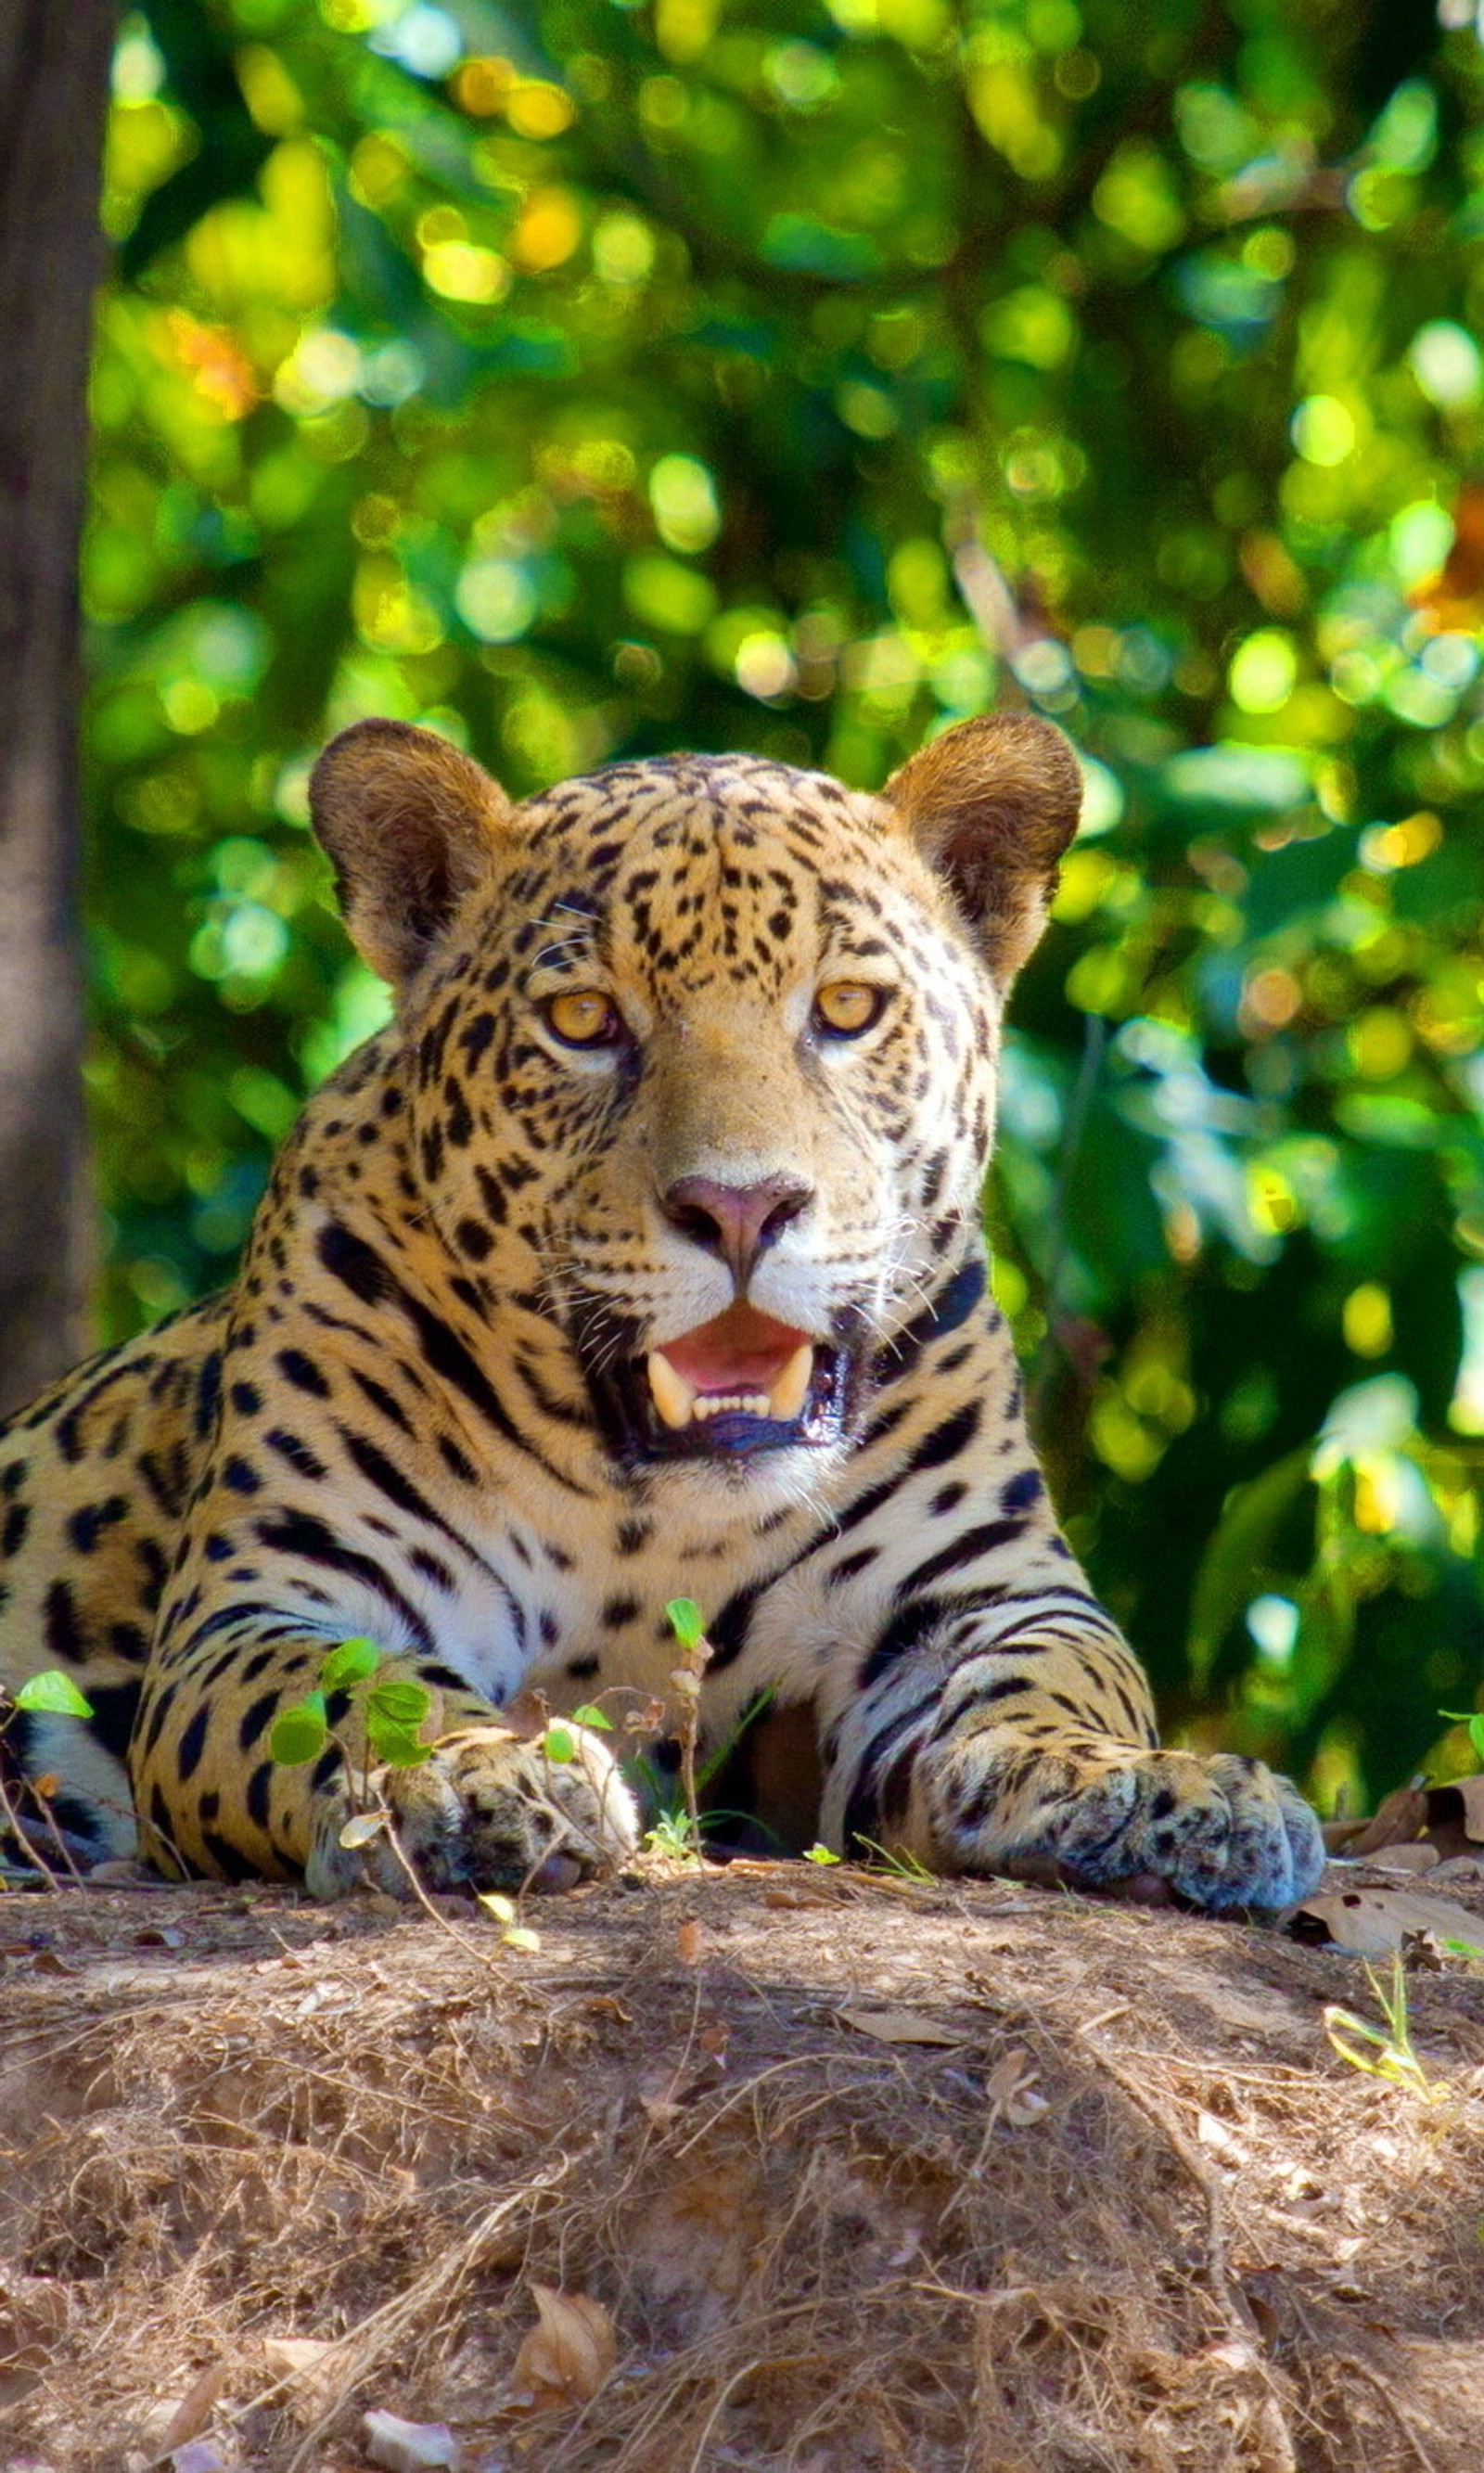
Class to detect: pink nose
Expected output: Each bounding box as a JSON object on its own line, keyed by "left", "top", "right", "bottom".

{"left": 660, "top": 1174, "right": 812, "bottom": 1288}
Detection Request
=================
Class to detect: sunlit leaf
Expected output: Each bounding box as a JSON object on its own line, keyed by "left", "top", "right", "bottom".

{"left": 320, "top": 1637, "right": 382, "bottom": 1690}
{"left": 13, "top": 1671, "right": 95, "bottom": 1719}
{"left": 270, "top": 1695, "right": 328, "bottom": 1767}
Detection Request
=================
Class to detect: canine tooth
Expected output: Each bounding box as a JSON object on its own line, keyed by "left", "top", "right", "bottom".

{"left": 768, "top": 1343, "right": 813, "bottom": 1424}
{"left": 648, "top": 1352, "right": 697, "bottom": 1429}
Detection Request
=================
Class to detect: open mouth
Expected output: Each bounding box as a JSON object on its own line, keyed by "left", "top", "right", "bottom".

{"left": 603, "top": 1302, "right": 850, "bottom": 1461}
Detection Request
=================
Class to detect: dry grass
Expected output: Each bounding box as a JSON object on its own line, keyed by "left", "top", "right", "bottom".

{"left": 3, "top": 1858, "right": 1483, "bottom": 2472}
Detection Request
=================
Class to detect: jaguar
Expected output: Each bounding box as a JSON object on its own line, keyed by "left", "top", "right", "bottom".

{"left": 0, "top": 711, "right": 1324, "bottom": 1908}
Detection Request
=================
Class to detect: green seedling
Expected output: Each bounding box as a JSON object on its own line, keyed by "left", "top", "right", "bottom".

{"left": 538, "top": 1700, "right": 615, "bottom": 1767}
{"left": 856, "top": 1836, "right": 937, "bottom": 1885}
{"left": 0, "top": 1671, "right": 96, "bottom": 1887}
{"left": 1324, "top": 1955, "right": 1446, "bottom": 2103}
{"left": 643, "top": 1808, "right": 703, "bottom": 1864}
{"left": 270, "top": 1637, "right": 435, "bottom": 1828}
{"left": 803, "top": 1841, "right": 841, "bottom": 1865}
{"left": 663, "top": 1596, "right": 714, "bottom": 1853}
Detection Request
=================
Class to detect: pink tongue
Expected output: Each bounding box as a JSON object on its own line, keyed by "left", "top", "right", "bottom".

{"left": 660, "top": 1302, "right": 808, "bottom": 1394}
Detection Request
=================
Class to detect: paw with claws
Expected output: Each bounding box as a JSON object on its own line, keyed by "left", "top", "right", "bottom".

{"left": 923, "top": 1732, "right": 1325, "bottom": 1913}
{"left": 306, "top": 1723, "right": 641, "bottom": 1900}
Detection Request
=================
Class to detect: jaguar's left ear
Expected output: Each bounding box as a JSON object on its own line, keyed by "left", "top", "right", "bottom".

{"left": 885, "top": 712, "right": 1083, "bottom": 988}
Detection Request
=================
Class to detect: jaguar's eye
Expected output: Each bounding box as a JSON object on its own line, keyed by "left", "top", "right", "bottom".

{"left": 813, "top": 980, "right": 889, "bottom": 1038}
{"left": 542, "top": 990, "right": 624, "bottom": 1049}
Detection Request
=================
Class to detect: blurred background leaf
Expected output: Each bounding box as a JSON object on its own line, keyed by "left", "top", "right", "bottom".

{"left": 83, "top": 0, "right": 1484, "bottom": 1812}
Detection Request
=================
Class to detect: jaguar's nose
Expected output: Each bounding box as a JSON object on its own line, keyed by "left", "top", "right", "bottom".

{"left": 660, "top": 1174, "right": 813, "bottom": 1289}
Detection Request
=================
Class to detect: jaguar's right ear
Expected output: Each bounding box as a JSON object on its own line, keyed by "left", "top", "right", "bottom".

{"left": 309, "top": 719, "right": 515, "bottom": 993}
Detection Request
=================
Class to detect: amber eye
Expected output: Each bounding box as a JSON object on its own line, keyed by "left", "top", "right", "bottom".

{"left": 542, "top": 990, "right": 623, "bottom": 1049}
{"left": 813, "top": 980, "right": 888, "bottom": 1038}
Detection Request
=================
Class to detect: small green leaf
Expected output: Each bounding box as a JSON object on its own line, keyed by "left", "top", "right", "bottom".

{"left": 1440, "top": 1709, "right": 1484, "bottom": 1762}
{"left": 321, "top": 1637, "right": 383, "bottom": 1690}
{"left": 367, "top": 1678, "right": 433, "bottom": 1729}
{"left": 368, "top": 1720, "right": 432, "bottom": 1768}
{"left": 270, "top": 1695, "right": 328, "bottom": 1767}
{"left": 543, "top": 1724, "right": 576, "bottom": 1763}
{"left": 14, "top": 1671, "right": 95, "bottom": 1719}
{"left": 502, "top": 1924, "right": 542, "bottom": 1953}
{"left": 666, "top": 1596, "right": 705, "bottom": 1651}
{"left": 339, "top": 1810, "right": 388, "bottom": 1850}
{"left": 477, "top": 1890, "right": 517, "bottom": 1923}
{"left": 570, "top": 1702, "right": 613, "bottom": 1730}
{"left": 803, "top": 1841, "right": 841, "bottom": 1865}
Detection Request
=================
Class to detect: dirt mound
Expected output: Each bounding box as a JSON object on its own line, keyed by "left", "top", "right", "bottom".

{"left": 2, "top": 1859, "right": 1483, "bottom": 2472}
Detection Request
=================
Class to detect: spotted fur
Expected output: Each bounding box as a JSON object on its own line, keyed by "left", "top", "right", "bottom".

{"left": 0, "top": 715, "right": 1324, "bottom": 1908}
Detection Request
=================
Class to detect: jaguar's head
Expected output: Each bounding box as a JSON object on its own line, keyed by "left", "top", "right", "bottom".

{"left": 309, "top": 714, "right": 1081, "bottom": 1484}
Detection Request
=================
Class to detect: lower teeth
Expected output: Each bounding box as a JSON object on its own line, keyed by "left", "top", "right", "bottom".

{"left": 645, "top": 1344, "right": 818, "bottom": 1431}
{"left": 694, "top": 1392, "right": 770, "bottom": 1421}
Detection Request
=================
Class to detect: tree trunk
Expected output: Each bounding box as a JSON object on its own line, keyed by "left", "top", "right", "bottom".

{"left": 0, "top": 2, "right": 115, "bottom": 1416}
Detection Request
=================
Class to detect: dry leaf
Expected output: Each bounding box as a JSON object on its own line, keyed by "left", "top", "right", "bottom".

{"left": 675, "top": 1919, "right": 702, "bottom": 1965}
{"left": 837, "top": 2006, "right": 963, "bottom": 2046}
{"left": 984, "top": 2044, "right": 1047, "bottom": 2126}
{"left": 581, "top": 1992, "right": 632, "bottom": 2025}
{"left": 1449, "top": 1775, "right": 1484, "bottom": 1839}
{"left": 1362, "top": 1842, "right": 1439, "bottom": 1876}
{"left": 1325, "top": 1775, "right": 1484, "bottom": 1865}
{"left": 1197, "top": 2337, "right": 1260, "bottom": 2376}
{"left": 262, "top": 2335, "right": 337, "bottom": 2422}
{"left": 1421, "top": 1775, "right": 1484, "bottom": 1856}
{"left": 362, "top": 2408, "right": 462, "bottom": 2470}
{"left": 1195, "top": 2109, "right": 1245, "bottom": 2161}
{"left": 1289, "top": 1886, "right": 1484, "bottom": 1959}
{"left": 1322, "top": 1782, "right": 1429, "bottom": 1857}
{"left": 158, "top": 2364, "right": 225, "bottom": 2454}
{"left": 262, "top": 2335, "right": 335, "bottom": 2378}
{"left": 512, "top": 2285, "right": 617, "bottom": 2408}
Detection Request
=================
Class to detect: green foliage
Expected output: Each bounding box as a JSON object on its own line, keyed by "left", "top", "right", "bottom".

{"left": 11, "top": 1672, "right": 96, "bottom": 1721}
{"left": 268, "top": 1641, "right": 432, "bottom": 1771}
{"left": 643, "top": 1808, "right": 706, "bottom": 1864}
{"left": 268, "top": 1687, "right": 329, "bottom": 1767}
{"left": 1324, "top": 1956, "right": 1447, "bottom": 2101}
{"left": 318, "top": 1634, "right": 381, "bottom": 1690}
{"left": 1440, "top": 1708, "right": 1484, "bottom": 1765}
{"left": 664, "top": 1597, "right": 706, "bottom": 1654}
{"left": 856, "top": 1837, "right": 937, "bottom": 1885}
{"left": 86, "top": 0, "right": 1484, "bottom": 1812}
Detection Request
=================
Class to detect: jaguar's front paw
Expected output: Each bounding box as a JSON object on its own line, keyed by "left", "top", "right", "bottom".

{"left": 306, "top": 1723, "right": 641, "bottom": 1898}
{"left": 921, "top": 1730, "right": 1325, "bottom": 1913}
